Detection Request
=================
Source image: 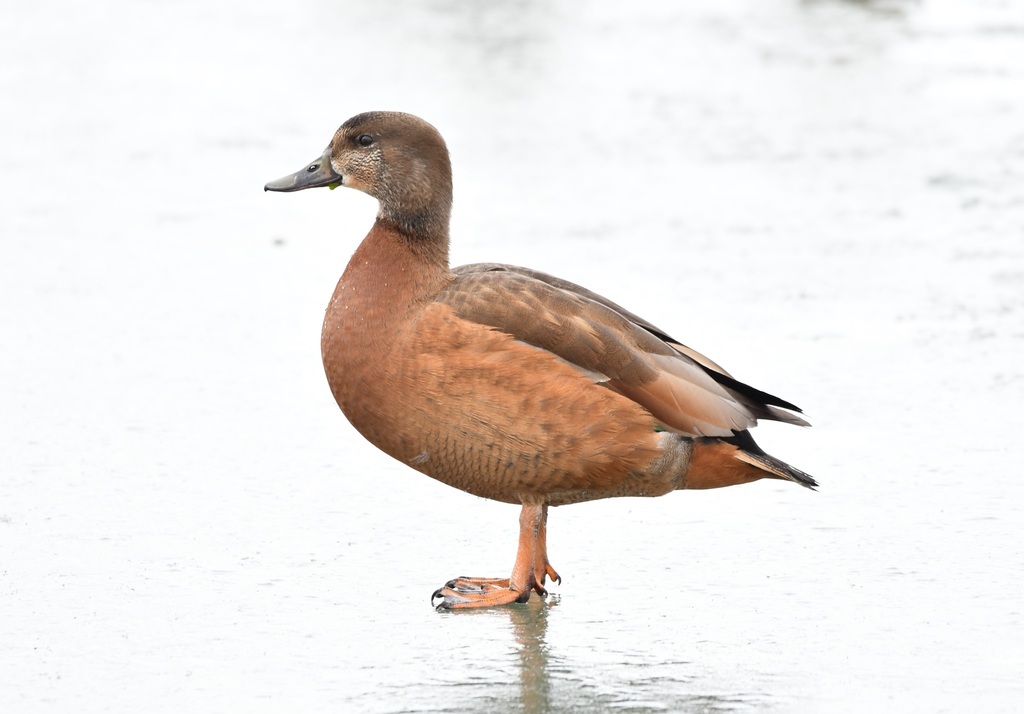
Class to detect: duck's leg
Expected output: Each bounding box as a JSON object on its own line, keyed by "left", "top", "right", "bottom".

{"left": 534, "top": 504, "right": 560, "bottom": 587}
{"left": 432, "top": 502, "right": 556, "bottom": 610}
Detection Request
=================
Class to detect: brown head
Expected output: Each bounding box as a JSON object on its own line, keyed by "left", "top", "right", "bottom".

{"left": 265, "top": 112, "right": 453, "bottom": 242}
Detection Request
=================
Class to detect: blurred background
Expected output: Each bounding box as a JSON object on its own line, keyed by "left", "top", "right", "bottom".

{"left": 2, "top": 0, "right": 1023, "bottom": 711}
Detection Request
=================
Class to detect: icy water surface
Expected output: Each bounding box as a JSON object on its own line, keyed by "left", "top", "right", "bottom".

{"left": 2, "top": 0, "right": 1024, "bottom": 711}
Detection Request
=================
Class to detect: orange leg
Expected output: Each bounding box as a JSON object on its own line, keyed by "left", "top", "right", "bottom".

{"left": 534, "top": 504, "right": 561, "bottom": 587}
{"left": 432, "top": 503, "right": 560, "bottom": 610}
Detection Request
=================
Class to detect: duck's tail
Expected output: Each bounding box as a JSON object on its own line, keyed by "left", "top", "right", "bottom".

{"left": 733, "top": 447, "right": 818, "bottom": 490}
{"left": 684, "top": 430, "right": 818, "bottom": 491}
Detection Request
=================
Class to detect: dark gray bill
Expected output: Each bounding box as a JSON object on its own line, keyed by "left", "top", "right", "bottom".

{"left": 264, "top": 146, "right": 341, "bottom": 192}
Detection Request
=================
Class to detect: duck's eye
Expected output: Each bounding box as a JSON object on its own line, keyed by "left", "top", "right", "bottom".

{"left": 357, "top": 134, "right": 375, "bottom": 147}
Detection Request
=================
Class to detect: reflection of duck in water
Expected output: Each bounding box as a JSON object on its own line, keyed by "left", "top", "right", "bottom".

{"left": 265, "top": 112, "right": 817, "bottom": 610}
{"left": 508, "top": 596, "right": 556, "bottom": 712}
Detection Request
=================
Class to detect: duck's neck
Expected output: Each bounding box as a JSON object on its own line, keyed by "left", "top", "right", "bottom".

{"left": 373, "top": 216, "right": 450, "bottom": 270}
{"left": 330, "top": 218, "right": 452, "bottom": 327}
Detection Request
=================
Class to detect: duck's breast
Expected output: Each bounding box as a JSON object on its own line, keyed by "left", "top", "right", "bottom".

{"left": 324, "top": 298, "right": 671, "bottom": 504}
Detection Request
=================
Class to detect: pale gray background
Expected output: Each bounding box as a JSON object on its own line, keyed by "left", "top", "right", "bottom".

{"left": 2, "top": 0, "right": 1023, "bottom": 711}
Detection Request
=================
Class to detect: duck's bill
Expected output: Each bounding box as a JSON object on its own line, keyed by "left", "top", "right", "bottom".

{"left": 264, "top": 147, "right": 342, "bottom": 192}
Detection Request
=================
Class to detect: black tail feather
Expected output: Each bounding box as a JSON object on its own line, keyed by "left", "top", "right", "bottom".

{"left": 723, "top": 430, "right": 818, "bottom": 490}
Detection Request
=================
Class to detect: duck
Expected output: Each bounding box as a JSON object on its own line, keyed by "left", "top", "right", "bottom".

{"left": 265, "top": 111, "right": 816, "bottom": 610}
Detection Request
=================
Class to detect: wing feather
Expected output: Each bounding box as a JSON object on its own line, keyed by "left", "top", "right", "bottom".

{"left": 439, "top": 263, "right": 807, "bottom": 437}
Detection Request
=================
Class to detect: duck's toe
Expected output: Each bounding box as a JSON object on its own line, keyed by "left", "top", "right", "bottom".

{"left": 543, "top": 562, "right": 562, "bottom": 586}
{"left": 431, "top": 576, "right": 531, "bottom": 611}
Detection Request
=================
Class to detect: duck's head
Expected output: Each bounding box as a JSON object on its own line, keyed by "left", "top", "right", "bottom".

{"left": 265, "top": 111, "right": 453, "bottom": 239}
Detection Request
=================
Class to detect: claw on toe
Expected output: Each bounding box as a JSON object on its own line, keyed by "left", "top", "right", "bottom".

{"left": 544, "top": 564, "right": 561, "bottom": 586}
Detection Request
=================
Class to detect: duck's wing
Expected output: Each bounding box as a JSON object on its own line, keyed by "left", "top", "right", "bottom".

{"left": 441, "top": 263, "right": 808, "bottom": 438}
